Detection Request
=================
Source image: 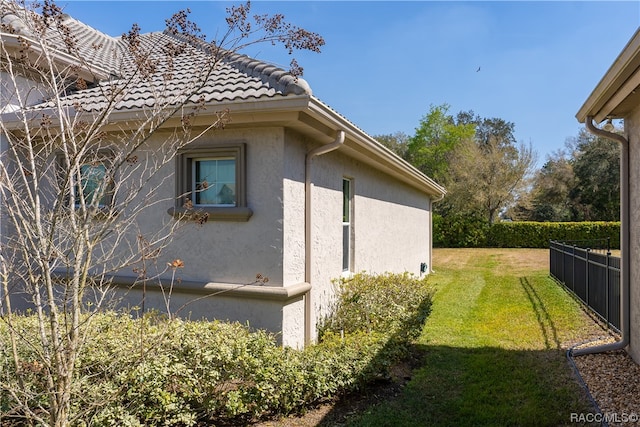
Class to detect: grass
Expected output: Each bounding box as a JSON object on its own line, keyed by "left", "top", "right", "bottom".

{"left": 343, "top": 248, "right": 602, "bottom": 426}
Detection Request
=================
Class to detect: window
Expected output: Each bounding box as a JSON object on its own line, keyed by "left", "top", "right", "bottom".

{"left": 171, "top": 144, "right": 252, "bottom": 222}
{"left": 342, "top": 178, "right": 353, "bottom": 272}
{"left": 77, "top": 162, "right": 110, "bottom": 207}
{"left": 58, "top": 150, "right": 115, "bottom": 210}
{"left": 192, "top": 157, "right": 236, "bottom": 206}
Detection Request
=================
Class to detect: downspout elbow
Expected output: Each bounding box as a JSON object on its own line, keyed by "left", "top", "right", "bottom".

{"left": 585, "top": 116, "right": 628, "bottom": 146}
{"left": 571, "top": 116, "right": 629, "bottom": 356}
{"left": 432, "top": 193, "right": 445, "bottom": 203}
{"left": 306, "top": 130, "right": 346, "bottom": 167}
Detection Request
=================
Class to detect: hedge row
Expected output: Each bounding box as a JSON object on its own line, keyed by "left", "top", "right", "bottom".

{"left": 434, "top": 214, "right": 620, "bottom": 249}
{"left": 1, "top": 272, "right": 433, "bottom": 426}
{"left": 487, "top": 221, "right": 620, "bottom": 249}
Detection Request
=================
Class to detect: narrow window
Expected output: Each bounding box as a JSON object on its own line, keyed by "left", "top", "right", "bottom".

{"left": 342, "top": 178, "right": 352, "bottom": 272}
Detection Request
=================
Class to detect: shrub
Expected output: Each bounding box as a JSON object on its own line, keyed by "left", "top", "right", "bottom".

{"left": 318, "top": 272, "right": 434, "bottom": 376}
{"left": 319, "top": 272, "right": 433, "bottom": 337}
{"left": 0, "top": 272, "right": 434, "bottom": 426}
{"left": 433, "top": 213, "right": 489, "bottom": 248}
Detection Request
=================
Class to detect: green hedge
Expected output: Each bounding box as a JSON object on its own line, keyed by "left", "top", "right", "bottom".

{"left": 433, "top": 213, "right": 489, "bottom": 248}
{"left": 1, "top": 273, "right": 433, "bottom": 426}
{"left": 487, "top": 221, "right": 620, "bottom": 249}
{"left": 433, "top": 214, "right": 620, "bottom": 249}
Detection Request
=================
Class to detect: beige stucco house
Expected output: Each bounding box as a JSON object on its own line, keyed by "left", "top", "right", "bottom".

{"left": 576, "top": 28, "right": 640, "bottom": 362}
{"left": 0, "top": 6, "right": 445, "bottom": 347}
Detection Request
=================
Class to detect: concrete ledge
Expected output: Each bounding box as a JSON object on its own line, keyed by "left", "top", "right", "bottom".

{"left": 130, "top": 278, "right": 312, "bottom": 302}
{"left": 167, "top": 206, "right": 253, "bottom": 222}
{"left": 53, "top": 271, "right": 310, "bottom": 302}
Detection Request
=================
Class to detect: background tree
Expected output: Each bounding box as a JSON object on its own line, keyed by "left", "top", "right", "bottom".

{"left": 405, "top": 105, "right": 535, "bottom": 225}
{"left": 446, "top": 135, "right": 536, "bottom": 224}
{"left": 509, "top": 127, "right": 621, "bottom": 222}
{"left": 374, "top": 131, "right": 410, "bottom": 158}
{"left": 570, "top": 128, "right": 620, "bottom": 221}
{"left": 0, "top": 1, "right": 323, "bottom": 425}
{"left": 509, "top": 154, "right": 576, "bottom": 221}
{"left": 405, "top": 104, "right": 475, "bottom": 184}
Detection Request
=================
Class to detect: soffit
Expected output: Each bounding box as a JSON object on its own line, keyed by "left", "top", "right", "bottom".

{"left": 577, "top": 28, "right": 640, "bottom": 123}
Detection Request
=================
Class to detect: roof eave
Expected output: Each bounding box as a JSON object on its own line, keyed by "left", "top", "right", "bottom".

{"left": 305, "top": 97, "right": 446, "bottom": 198}
{"left": 1, "top": 32, "right": 112, "bottom": 82}
{"left": 1, "top": 94, "right": 446, "bottom": 198}
{"left": 577, "top": 28, "right": 640, "bottom": 124}
{"left": 170, "top": 95, "right": 446, "bottom": 198}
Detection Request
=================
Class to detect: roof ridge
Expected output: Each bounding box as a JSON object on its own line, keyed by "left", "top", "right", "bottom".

{"left": 1, "top": 2, "right": 113, "bottom": 43}
{"left": 1, "top": 2, "right": 122, "bottom": 76}
{"left": 223, "top": 51, "right": 312, "bottom": 96}
{"left": 59, "top": 12, "right": 117, "bottom": 43}
{"left": 1, "top": 2, "right": 34, "bottom": 36}
{"left": 159, "top": 29, "right": 312, "bottom": 96}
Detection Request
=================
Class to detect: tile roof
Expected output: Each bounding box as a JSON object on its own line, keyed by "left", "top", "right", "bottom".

{"left": 58, "top": 13, "right": 122, "bottom": 74}
{"left": 49, "top": 31, "right": 312, "bottom": 112}
{"left": 1, "top": 5, "right": 121, "bottom": 74}
{"left": 1, "top": 4, "right": 312, "bottom": 112}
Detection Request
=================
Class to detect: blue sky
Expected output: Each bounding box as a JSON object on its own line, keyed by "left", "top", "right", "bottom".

{"left": 59, "top": 1, "right": 640, "bottom": 165}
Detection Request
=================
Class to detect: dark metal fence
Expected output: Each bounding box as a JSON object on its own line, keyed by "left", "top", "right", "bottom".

{"left": 549, "top": 240, "right": 620, "bottom": 331}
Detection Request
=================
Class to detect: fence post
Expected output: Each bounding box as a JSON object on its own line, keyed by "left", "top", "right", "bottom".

{"left": 585, "top": 248, "right": 590, "bottom": 307}
{"left": 606, "top": 250, "right": 610, "bottom": 329}
{"left": 550, "top": 240, "right": 558, "bottom": 281}
{"left": 572, "top": 245, "right": 576, "bottom": 292}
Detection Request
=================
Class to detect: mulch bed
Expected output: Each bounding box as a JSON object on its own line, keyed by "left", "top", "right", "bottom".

{"left": 570, "top": 336, "right": 640, "bottom": 426}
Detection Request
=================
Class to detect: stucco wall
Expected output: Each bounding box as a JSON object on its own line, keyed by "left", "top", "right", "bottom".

{"left": 0, "top": 71, "right": 46, "bottom": 113}
{"left": 304, "top": 147, "right": 432, "bottom": 337}
{"left": 282, "top": 130, "right": 307, "bottom": 286}
{"left": 625, "top": 109, "right": 640, "bottom": 363}
{"left": 2, "top": 120, "right": 434, "bottom": 347}
{"left": 118, "top": 287, "right": 286, "bottom": 331}
{"left": 127, "top": 126, "right": 312, "bottom": 343}
{"left": 135, "top": 127, "right": 287, "bottom": 285}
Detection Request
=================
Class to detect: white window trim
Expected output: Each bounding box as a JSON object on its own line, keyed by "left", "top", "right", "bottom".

{"left": 342, "top": 177, "right": 353, "bottom": 274}
{"left": 191, "top": 156, "right": 236, "bottom": 207}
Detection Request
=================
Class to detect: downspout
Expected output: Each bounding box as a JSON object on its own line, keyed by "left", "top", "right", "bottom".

{"left": 571, "top": 116, "right": 630, "bottom": 356}
{"left": 304, "top": 130, "right": 346, "bottom": 345}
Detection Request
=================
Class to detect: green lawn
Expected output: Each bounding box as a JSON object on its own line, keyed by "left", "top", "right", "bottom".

{"left": 343, "top": 248, "right": 602, "bottom": 427}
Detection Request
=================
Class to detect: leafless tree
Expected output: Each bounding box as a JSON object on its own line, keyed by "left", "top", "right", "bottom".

{"left": 447, "top": 138, "right": 537, "bottom": 224}
{"left": 0, "top": 1, "right": 323, "bottom": 425}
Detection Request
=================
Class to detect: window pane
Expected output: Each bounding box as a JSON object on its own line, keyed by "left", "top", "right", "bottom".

{"left": 79, "top": 163, "right": 107, "bottom": 205}
{"left": 343, "top": 224, "right": 349, "bottom": 271}
{"left": 342, "top": 179, "right": 350, "bottom": 222}
{"left": 194, "top": 158, "right": 236, "bottom": 206}
{"left": 342, "top": 178, "right": 351, "bottom": 272}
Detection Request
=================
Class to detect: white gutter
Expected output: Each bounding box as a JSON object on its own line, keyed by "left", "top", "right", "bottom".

{"left": 306, "top": 98, "right": 446, "bottom": 198}
{"left": 303, "top": 130, "right": 345, "bottom": 345}
{"left": 571, "top": 116, "right": 629, "bottom": 356}
{"left": 575, "top": 28, "right": 640, "bottom": 124}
